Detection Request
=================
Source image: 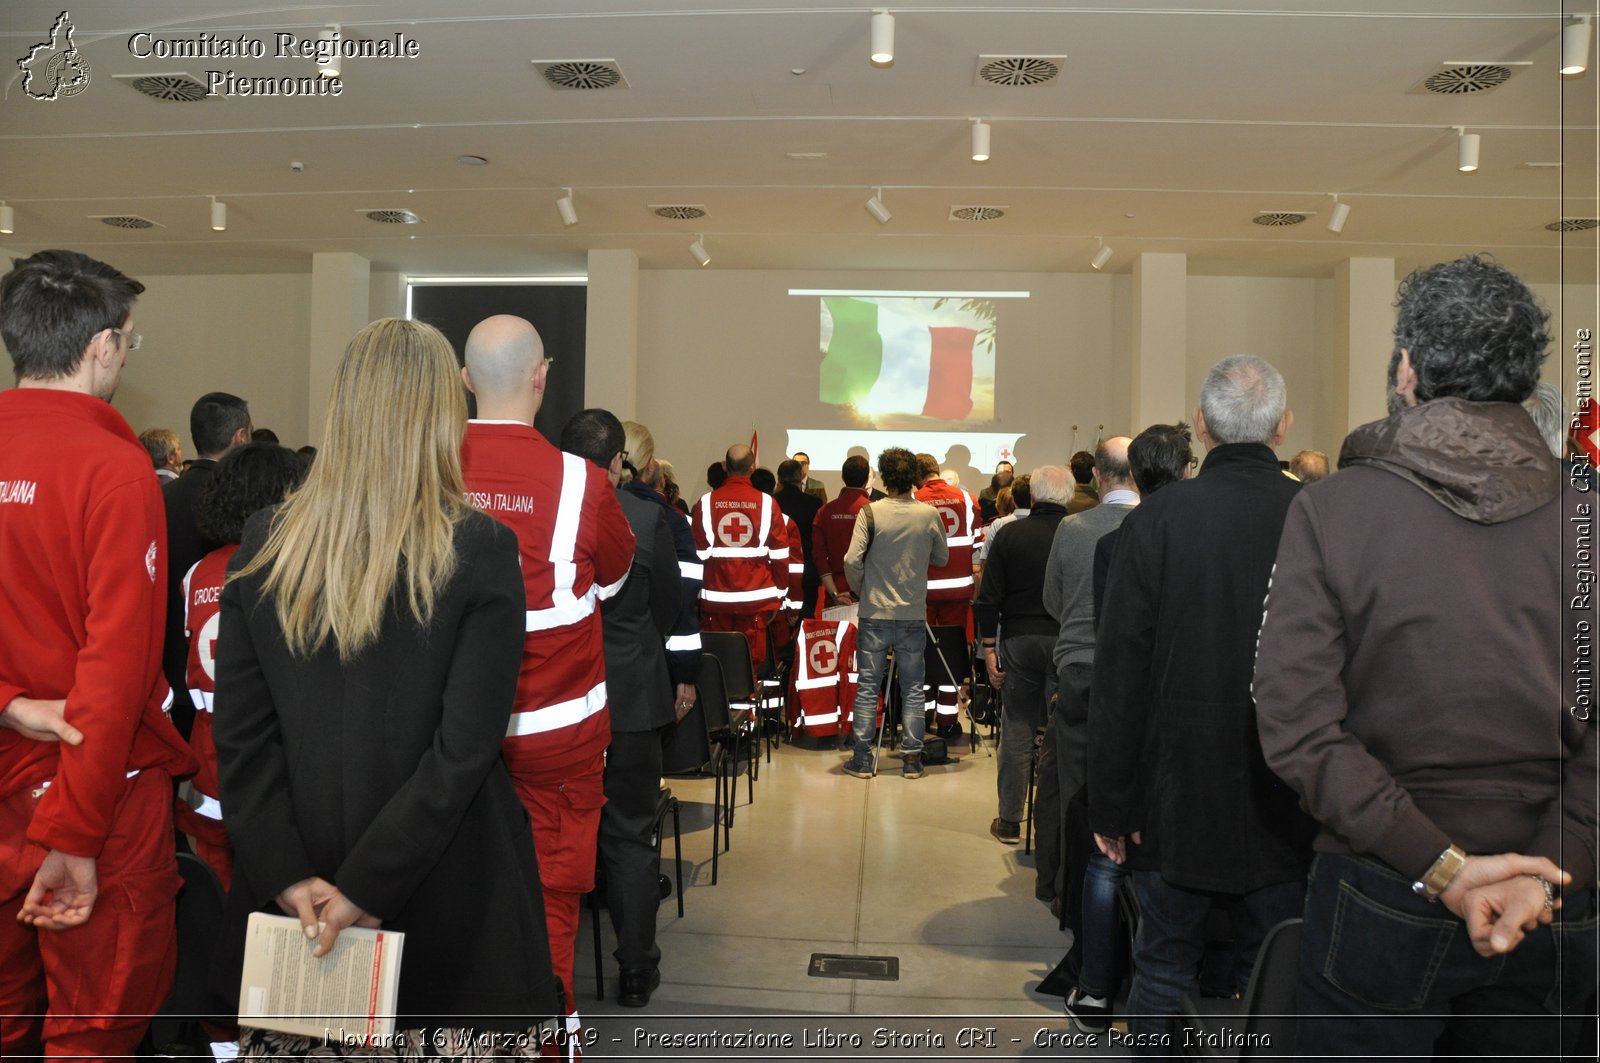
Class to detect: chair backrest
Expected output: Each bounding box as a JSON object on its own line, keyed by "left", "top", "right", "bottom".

{"left": 924, "top": 624, "right": 969, "bottom": 687}
{"left": 697, "top": 652, "right": 734, "bottom": 733}
{"left": 1238, "top": 917, "right": 1302, "bottom": 1058}
{"left": 169, "top": 851, "right": 227, "bottom": 1012}
{"left": 702, "top": 631, "right": 755, "bottom": 701}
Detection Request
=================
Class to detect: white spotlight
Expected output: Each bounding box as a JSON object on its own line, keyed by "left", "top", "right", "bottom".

{"left": 864, "top": 188, "right": 892, "bottom": 225}
{"left": 318, "top": 25, "right": 341, "bottom": 79}
{"left": 1327, "top": 195, "right": 1350, "bottom": 234}
{"left": 556, "top": 188, "right": 578, "bottom": 227}
{"left": 870, "top": 10, "right": 894, "bottom": 66}
{"left": 1090, "top": 238, "right": 1113, "bottom": 271}
{"left": 971, "top": 119, "right": 991, "bottom": 162}
{"left": 210, "top": 197, "right": 226, "bottom": 231}
{"left": 689, "top": 235, "right": 711, "bottom": 267}
{"left": 1457, "top": 128, "right": 1480, "bottom": 172}
{"left": 0, "top": 203, "right": 13, "bottom": 235}
{"left": 1562, "top": 15, "right": 1591, "bottom": 76}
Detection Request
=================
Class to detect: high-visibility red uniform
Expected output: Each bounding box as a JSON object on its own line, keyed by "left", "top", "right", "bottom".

{"left": 693, "top": 474, "right": 788, "bottom": 662}
{"left": 0, "top": 389, "right": 196, "bottom": 1060}
{"left": 914, "top": 479, "right": 977, "bottom": 723}
{"left": 789, "top": 619, "right": 861, "bottom": 738}
{"left": 461, "top": 420, "right": 635, "bottom": 1019}
{"left": 176, "top": 545, "right": 237, "bottom": 888}
{"left": 811, "top": 486, "right": 870, "bottom": 601}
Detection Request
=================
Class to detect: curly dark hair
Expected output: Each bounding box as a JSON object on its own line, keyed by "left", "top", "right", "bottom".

{"left": 877, "top": 447, "right": 919, "bottom": 494}
{"left": 196, "top": 442, "right": 307, "bottom": 545}
{"left": 1392, "top": 254, "right": 1548, "bottom": 404}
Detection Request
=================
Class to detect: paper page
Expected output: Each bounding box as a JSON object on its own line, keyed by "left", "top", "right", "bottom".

{"left": 238, "top": 912, "right": 404, "bottom": 1044}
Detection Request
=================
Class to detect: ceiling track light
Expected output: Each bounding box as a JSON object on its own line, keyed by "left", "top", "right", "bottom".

{"left": 0, "top": 202, "right": 13, "bottom": 235}
{"left": 870, "top": 10, "right": 894, "bottom": 66}
{"left": 318, "top": 25, "right": 341, "bottom": 79}
{"left": 210, "top": 196, "right": 226, "bottom": 231}
{"left": 556, "top": 188, "right": 578, "bottom": 227}
{"left": 1456, "top": 126, "right": 1480, "bottom": 172}
{"left": 1090, "top": 237, "right": 1113, "bottom": 271}
{"left": 1327, "top": 194, "right": 1351, "bottom": 234}
{"left": 1562, "top": 14, "right": 1591, "bottom": 76}
{"left": 970, "top": 118, "right": 991, "bottom": 162}
{"left": 689, "top": 234, "right": 711, "bottom": 268}
{"left": 864, "top": 187, "right": 892, "bottom": 225}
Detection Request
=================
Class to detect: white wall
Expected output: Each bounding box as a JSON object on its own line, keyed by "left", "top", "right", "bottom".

{"left": 116, "top": 272, "right": 312, "bottom": 451}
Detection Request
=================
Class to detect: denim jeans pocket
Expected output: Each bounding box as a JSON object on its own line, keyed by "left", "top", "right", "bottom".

{"left": 1325, "top": 878, "right": 1459, "bottom": 1011}
{"left": 1543, "top": 893, "right": 1600, "bottom": 1013}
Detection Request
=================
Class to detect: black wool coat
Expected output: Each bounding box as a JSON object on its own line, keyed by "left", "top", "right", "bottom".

{"left": 1088, "top": 443, "right": 1316, "bottom": 893}
{"left": 214, "top": 508, "right": 559, "bottom": 1029}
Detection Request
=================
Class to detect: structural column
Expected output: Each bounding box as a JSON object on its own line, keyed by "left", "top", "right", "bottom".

{"left": 1130, "top": 252, "right": 1188, "bottom": 430}
{"left": 585, "top": 249, "right": 639, "bottom": 419}
{"left": 1331, "top": 257, "right": 1395, "bottom": 437}
{"left": 308, "top": 251, "right": 371, "bottom": 444}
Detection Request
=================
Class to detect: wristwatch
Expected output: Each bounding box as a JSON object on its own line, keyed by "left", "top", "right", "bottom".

{"left": 1412, "top": 844, "right": 1467, "bottom": 901}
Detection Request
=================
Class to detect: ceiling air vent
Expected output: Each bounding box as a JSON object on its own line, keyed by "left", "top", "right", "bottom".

{"left": 1253, "top": 212, "right": 1307, "bottom": 227}
{"left": 1411, "top": 62, "right": 1528, "bottom": 95}
{"left": 533, "top": 59, "right": 627, "bottom": 90}
{"left": 975, "top": 55, "right": 1064, "bottom": 87}
{"left": 115, "top": 72, "right": 209, "bottom": 101}
{"left": 651, "top": 205, "right": 707, "bottom": 221}
{"left": 93, "top": 214, "right": 162, "bottom": 229}
{"left": 361, "top": 209, "right": 423, "bottom": 224}
{"left": 1547, "top": 218, "right": 1600, "bottom": 232}
{"left": 950, "top": 206, "right": 1007, "bottom": 222}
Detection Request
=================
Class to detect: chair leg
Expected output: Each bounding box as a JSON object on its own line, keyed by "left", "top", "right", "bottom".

{"left": 711, "top": 766, "right": 722, "bottom": 885}
{"left": 589, "top": 885, "right": 604, "bottom": 1001}
{"left": 672, "top": 802, "right": 684, "bottom": 918}
{"left": 1024, "top": 750, "right": 1036, "bottom": 855}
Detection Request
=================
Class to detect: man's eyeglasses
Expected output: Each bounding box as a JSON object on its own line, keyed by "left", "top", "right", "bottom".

{"left": 110, "top": 327, "right": 141, "bottom": 352}
{"left": 1187, "top": 456, "right": 1200, "bottom": 470}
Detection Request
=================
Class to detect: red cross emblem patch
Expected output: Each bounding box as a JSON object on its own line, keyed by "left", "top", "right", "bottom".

{"left": 808, "top": 636, "right": 839, "bottom": 675}
{"left": 718, "top": 510, "right": 755, "bottom": 547}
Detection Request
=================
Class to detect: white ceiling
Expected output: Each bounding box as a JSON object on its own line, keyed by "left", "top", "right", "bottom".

{"left": 1, "top": 1, "right": 1595, "bottom": 282}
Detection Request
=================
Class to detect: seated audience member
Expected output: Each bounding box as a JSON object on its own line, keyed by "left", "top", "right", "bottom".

{"left": 177, "top": 443, "right": 306, "bottom": 890}
{"left": 1066, "top": 451, "right": 1099, "bottom": 514}
{"left": 1090, "top": 355, "right": 1315, "bottom": 1049}
{"left": 1288, "top": 447, "right": 1329, "bottom": 482}
{"left": 561, "top": 409, "right": 682, "bottom": 1009}
{"left": 140, "top": 426, "right": 183, "bottom": 482}
{"left": 813, "top": 453, "right": 873, "bottom": 606}
{"left": 214, "top": 319, "right": 559, "bottom": 1055}
{"left": 975, "top": 466, "right": 1072, "bottom": 845}
{"left": 1254, "top": 256, "right": 1594, "bottom": 1059}
{"left": 842, "top": 448, "right": 947, "bottom": 780}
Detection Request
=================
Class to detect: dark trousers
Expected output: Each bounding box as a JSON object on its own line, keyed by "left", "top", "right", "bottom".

{"left": 1128, "top": 871, "right": 1305, "bottom": 1054}
{"left": 1295, "top": 852, "right": 1599, "bottom": 1061}
{"left": 599, "top": 729, "right": 666, "bottom": 972}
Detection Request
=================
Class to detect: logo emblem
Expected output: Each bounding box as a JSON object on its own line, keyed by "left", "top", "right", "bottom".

{"left": 197, "top": 612, "right": 221, "bottom": 681}
{"left": 808, "top": 637, "right": 839, "bottom": 676}
{"left": 717, "top": 510, "right": 754, "bottom": 548}
{"left": 938, "top": 506, "right": 959, "bottom": 536}
{"left": 145, "top": 540, "right": 158, "bottom": 582}
{"left": 19, "top": 12, "right": 91, "bottom": 101}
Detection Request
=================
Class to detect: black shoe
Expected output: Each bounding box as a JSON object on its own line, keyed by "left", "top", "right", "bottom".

{"left": 618, "top": 967, "right": 661, "bottom": 1008}
{"left": 1064, "top": 987, "right": 1110, "bottom": 1034}
{"left": 843, "top": 752, "right": 875, "bottom": 778}
{"left": 902, "top": 754, "right": 925, "bottom": 779}
{"left": 989, "top": 817, "right": 1021, "bottom": 844}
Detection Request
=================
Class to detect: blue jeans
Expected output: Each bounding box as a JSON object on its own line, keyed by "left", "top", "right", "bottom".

{"left": 1127, "top": 871, "right": 1305, "bottom": 1054}
{"left": 1295, "top": 852, "right": 1599, "bottom": 1061}
{"left": 852, "top": 618, "right": 926, "bottom": 756}
{"left": 1079, "top": 852, "right": 1129, "bottom": 1000}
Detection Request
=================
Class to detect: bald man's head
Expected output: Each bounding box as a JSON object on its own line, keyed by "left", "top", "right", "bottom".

{"left": 725, "top": 444, "right": 754, "bottom": 475}
{"left": 1094, "top": 436, "right": 1134, "bottom": 489}
{"left": 462, "top": 315, "right": 546, "bottom": 402}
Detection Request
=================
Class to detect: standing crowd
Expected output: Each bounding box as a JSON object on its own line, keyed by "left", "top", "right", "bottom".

{"left": 0, "top": 247, "right": 1593, "bottom": 1061}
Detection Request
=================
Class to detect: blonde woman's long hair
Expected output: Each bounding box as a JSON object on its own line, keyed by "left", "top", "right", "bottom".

{"left": 235, "top": 318, "right": 471, "bottom": 660}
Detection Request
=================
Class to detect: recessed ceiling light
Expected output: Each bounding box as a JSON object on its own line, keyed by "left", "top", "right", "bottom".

{"left": 786, "top": 152, "right": 829, "bottom": 161}
{"left": 457, "top": 155, "right": 489, "bottom": 166}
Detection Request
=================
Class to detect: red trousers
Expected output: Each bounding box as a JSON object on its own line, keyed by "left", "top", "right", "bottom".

{"left": 0, "top": 770, "right": 179, "bottom": 1061}
{"left": 513, "top": 752, "right": 606, "bottom": 1018}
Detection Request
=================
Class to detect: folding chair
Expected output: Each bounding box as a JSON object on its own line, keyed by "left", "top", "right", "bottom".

{"left": 701, "top": 631, "right": 761, "bottom": 792}
{"left": 144, "top": 852, "right": 229, "bottom": 1056}
{"left": 1179, "top": 918, "right": 1304, "bottom": 1060}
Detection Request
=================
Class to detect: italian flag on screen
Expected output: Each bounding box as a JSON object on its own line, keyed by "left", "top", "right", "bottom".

{"left": 820, "top": 296, "right": 979, "bottom": 421}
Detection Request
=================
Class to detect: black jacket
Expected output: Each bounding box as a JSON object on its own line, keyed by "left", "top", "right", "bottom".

{"left": 604, "top": 488, "right": 681, "bottom": 733}
{"left": 214, "top": 509, "right": 559, "bottom": 1027}
{"left": 973, "top": 501, "right": 1069, "bottom": 640}
{"left": 1088, "top": 443, "right": 1315, "bottom": 892}
{"left": 775, "top": 484, "right": 824, "bottom": 604}
{"left": 622, "top": 480, "right": 701, "bottom": 686}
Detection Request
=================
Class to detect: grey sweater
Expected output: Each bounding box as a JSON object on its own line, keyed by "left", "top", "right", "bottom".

{"left": 842, "top": 496, "right": 949, "bottom": 621}
{"left": 1042, "top": 496, "right": 1137, "bottom": 670}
